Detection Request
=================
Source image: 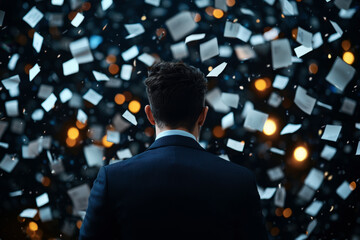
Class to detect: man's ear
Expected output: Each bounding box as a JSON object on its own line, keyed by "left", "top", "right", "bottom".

{"left": 198, "top": 106, "right": 209, "bottom": 127}
{"left": 145, "top": 104, "right": 156, "bottom": 125}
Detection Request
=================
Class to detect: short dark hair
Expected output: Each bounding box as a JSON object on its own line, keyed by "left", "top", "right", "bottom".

{"left": 144, "top": 61, "right": 208, "bottom": 132}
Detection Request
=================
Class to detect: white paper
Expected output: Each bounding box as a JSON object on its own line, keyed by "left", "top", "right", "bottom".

{"left": 92, "top": 70, "right": 109, "bottom": 81}
{"left": 41, "top": 93, "right": 57, "bottom": 112}
{"left": 51, "top": 0, "right": 64, "bottom": 6}
{"left": 69, "top": 37, "right": 94, "bottom": 64}
{"left": 2, "top": 75, "right": 20, "bottom": 90}
{"left": 221, "top": 112, "right": 234, "bottom": 129}
{"left": 185, "top": 33, "right": 206, "bottom": 44}
{"left": 200, "top": 38, "right": 219, "bottom": 62}
{"left": 267, "top": 92, "right": 282, "bottom": 108}
{"left": 320, "top": 145, "right": 337, "bottom": 161}
{"left": 224, "top": 21, "right": 252, "bottom": 42}
{"left": 271, "top": 38, "right": 292, "bottom": 69}
{"left": 339, "top": 97, "right": 356, "bottom": 115}
{"left": 321, "top": 124, "right": 342, "bottom": 142}
{"left": 336, "top": 180, "right": 352, "bottom": 200}
{"left": 250, "top": 34, "right": 265, "bottom": 45}
{"left": 317, "top": 101, "right": 332, "bottom": 110}
{"left": 82, "top": 89, "right": 103, "bottom": 105}
{"left": 63, "top": 58, "right": 79, "bottom": 76}
{"left": 125, "top": 23, "right": 145, "bottom": 39}
{"left": 280, "top": 123, "right": 301, "bottom": 135}
{"left": 59, "top": 88, "right": 73, "bottom": 103}
{"left": 165, "top": 11, "right": 198, "bottom": 41}
{"left": 219, "top": 45, "right": 233, "bottom": 57}
{"left": 36, "top": 193, "right": 49, "bottom": 207}
{"left": 20, "top": 208, "right": 38, "bottom": 218}
{"left": 122, "top": 110, "right": 137, "bottom": 125}
{"left": 274, "top": 186, "right": 286, "bottom": 207}
{"left": 205, "top": 88, "right": 230, "bottom": 113}
{"left": 234, "top": 45, "right": 256, "bottom": 61}
{"left": 106, "top": 130, "right": 120, "bottom": 144}
{"left": 120, "top": 64, "right": 133, "bottom": 80}
{"left": 294, "top": 45, "right": 313, "bottom": 58}
{"left": 0, "top": 10, "right": 4, "bottom": 26}
{"left": 221, "top": 92, "right": 239, "bottom": 108}
{"left": 101, "top": 0, "right": 113, "bottom": 11}
{"left": 207, "top": 62, "right": 227, "bottom": 77}
{"left": 312, "top": 32, "right": 323, "bottom": 49}
{"left": 170, "top": 41, "right": 189, "bottom": 59}
{"left": 263, "top": 27, "right": 280, "bottom": 41}
{"left": 33, "top": 32, "right": 43, "bottom": 53}
{"left": 116, "top": 148, "right": 133, "bottom": 160}
{"left": 305, "top": 200, "right": 323, "bottom": 216}
{"left": 267, "top": 166, "right": 284, "bottom": 181}
{"left": 145, "top": 0, "right": 161, "bottom": 7}
{"left": 71, "top": 13, "right": 84, "bottom": 27}
{"left": 29, "top": 63, "right": 40, "bottom": 81}
{"left": 330, "top": 20, "right": 343, "bottom": 37}
{"left": 325, "top": 57, "right": 356, "bottom": 92}
{"left": 259, "top": 187, "right": 277, "bottom": 199}
{"left": 339, "top": 8, "right": 357, "bottom": 19}
{"left": 356, "top": 141, "right": 360, "bottom": 155}
{"left": 243, "top": 109, "right": 268, "bottom": 131}
{"left": 294, "top": 86, "right": 316, "bottom": 115}
{"left": 272, "top": 75, "right": 289, "bottom": 90}
{"left": 5, "top": 100, "right": 19, "bottom": 117}
{"left": 121, "top": 45, "right": 139, "bottom": 61}
{"left": 84, "top": 145, "right": 104, "bottom": 167}
{"left": 0, "top": 154, "right": 19, "bottom": 173}
{"left": 226, "top": 138, "right": 245, "bottom": 152}
{"left": 67, "top": 184, "right": 91, "bottom": 211}
{"left": 297, "top": 184, "right": 315, "bottom": 202}
{"left": 304, "top": 168, "right": 324, "bottom": 190}
{"left": 77, "top": 109, "right": 88, "bottom": 124}
{"left": 39, "top": 206, "right": 52, "bottom": 222}
{"left": 137, "top": 53, "right": 155, "bottom": 66}
{"left": 296, "top": 27, "right": 313, "bottom": 48}
{"left": 8, "top": 54, "right": 20, "bottom": 70}
{"left": 270, "top": 147, "right": 285, "bottom": 155}
{"left": 23, "top": 6, "right": 44, "bottom": 28}
{"left": 31, "top": 109, "right": 44, "bottom": 121}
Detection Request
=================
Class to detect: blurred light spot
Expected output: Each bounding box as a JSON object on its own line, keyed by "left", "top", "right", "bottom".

{"left": 108, "top": 64, "right": 119, "bottom": 75}
{"left": 254, "top": 78, "right": 267, "bottom": 91}
{"left": 66, "top": 138, "right": 76, "bottom": 147}
{"left": 213, "top": 9, "right": 224, "bottom": 19}
{"left": 343, "top": 51, "right": 354, "bottom": 65}
{"left": 76, "top": 220, "right": 82, "bottom": 229}
{"left": 283, "top": 208, "right": 292, "bottom": 218}
{"left": 341, "top": 40, "right": 351, "bottom": 51}
{"left": 213, "top": 126, "right": 225, "bottom": 138}
{"left": 67, "top": 127, "right": 79, "bottom": 140}
{"left": 205, "top": 7, "right": 215, "bottom": 16}
{"left": 263, "top": 119, "right": 277, "bottom": 136}
{"left": 141, "top": 15, "right": 147, "bottom": 21}
{"left": 226, "top": 0, "right": 236, "bottom": 7}
{"left": 102, "top": 135, "right": 114, "bottom": 148}
{"left": 123, "top": 91, "right": 133, "bottom": 101}
{"left": 115, "top": 93, "right": 126, "bottom": 105}
{"left": 76, "top": 120, "right": 87, "bottom": 129}
{"left": 294, "top": 146, "right": 308, "bottom": 161}
{"left": 41, "top": 176, "right": 51, "bottom": 187}
{"left": 128, "top": 100, "right": 141, "bottom": 114}
{"left": 308, "top": 63, "right": 318, "bottom": 74}
{"left": 29, "top": 221, "right": 38, "bottom": 231}
{"left": 350, "top": 181, "right": 356, "bottom": 190}
{"left": 194, "top": 13, "right": 201, "bottom": 22}
{"left": 106, "top": 55, "right": 116, "bottom": 64}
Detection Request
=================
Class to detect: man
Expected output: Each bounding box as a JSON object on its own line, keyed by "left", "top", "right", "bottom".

{"left": 79, "top": 61, "right": 268, "bottom": 239}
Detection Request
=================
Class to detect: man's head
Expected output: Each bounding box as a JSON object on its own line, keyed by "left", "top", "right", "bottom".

{"left": 144, "top": 61, "right": 209, "bottom": 134}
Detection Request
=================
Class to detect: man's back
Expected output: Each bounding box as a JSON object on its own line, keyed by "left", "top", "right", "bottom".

{"left": 79, "top": 135, "right": 268, "bottom": 240}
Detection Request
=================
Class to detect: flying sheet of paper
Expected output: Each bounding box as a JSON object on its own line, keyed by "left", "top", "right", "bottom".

{"left": 221, "top": 92, "right": 239, "bottom": 108}
{"left": 280, "top": 123, "right": 301, "bottom": 135}
{"left": 5, "top": 100, "right": 19, "bottom": 117}
{"left": 36, "top": 193, "right": 49, "bottom": 207}
{"left": 326, "top": 57, "right": 356, "bottom": 92}
{"left": 0, "top": 10, "right": 4, "bottom": 26}
{"left": 205, "top": 87, "right": 231, "bottom": 113}
{"left": 334, "top": 0, "right": 352, "bottom": 9}
{"left": 20, "top": 208, "right": 38, "bottom": 218}
{"left": 121, "top": 45, "right": 139, "bottom": 61}
{"left": 240, "top": 7, "right": 255, "bottom": 16}
{"left": 321, "top": 124, "right": 342, "bottom": 142}
{"left": 67, "top": 184, "right": 91, "bottom": 211}
{"left": 84, "top": 144, "right": 104, "bottom": 167}
{"left": 37, "top": 84, "right": 53, "bottom": 99}
{"left": 336, "top": 180, "right": 352, "bottom": 200}
{"left": 294, "top": 45, "right": 313, "bottom": 58}
{"left": 63, "top": 58, "right": 79, "bottom": 76}
{"left": 317, "top": 101, "right": 332, "bottom": 110}
{"left": 165, "top": 11, "right": 198, "bottom": 41}
{"left": 304, "top": 168, "right": 324, "bottom": 190}
{"left": 274, "top": 186, "right": 286, "bottom": 207}
{"left": 59, "top": 88, "right": 72, "bottom": 103}
{"left": 39, "top": 206, "right": 52, "bottom": 222}
{"left": 221, "top": 112, "right": 234, "bottom": 129}
{"left": 33, "top": 32, "right": 43, "bottom": 53}
{"left": 0, "top": 154, "right": 19, "bottom": 173}
{"left": 244, "top": 109, "right": 268, "bottom": 131}
{"left": 137, "top": 53, "right": 155, "bottom": 67}
{"left": 101, "top": 0, "right": 113, "bottom": 11}
{"left": 263, "top": 27, "right": 280, "bottom": 41}
{"left": 106, "top": 130, "right": 120, "bottom": 144}
{"left": 271, "top": 38, "right": 292, "bottom": 69}
{"left": 234, "top": 45, "right": 256, "bottom": 61}
{"left": 77, "top": 109, "right": 87, "bottom": 124}
{"left": 195, "top": 0, "right": 210, "bottom": 8}
{"left": 29, "top": 63, "right": 40, "bottom": 81}
{"left": 51, "top": 0, "right": 64, "bottom": 6}
{"left": 339, "top": 97, "right": 356, "bottom": 115}
{"left": 330, "top": 20, "right": 343, "bottom": 37}
{"left": 32, "top": 109, "right": 44, "bottom": 121}
{"left": 69, "top": 37, "right": 94, "bottom": 64}
{"left": 8, "top": 54, "right": 19, "bottom": 71}
{"left": 339, "top": 8, "right": 357, "bottom": 19}
{"left": 207, "top": 62, "right": 227, "bottom": 77}
{"left": 272, "top": 75, "right": 289, "bottom": 90}
{"left": 312, "top": 32, "right": 323, "bottom": 49}
{"left": 200, "top": 37, "right": 219, "bottom": 62}
{"left": 92, "top": 70, "right": 109, "bottom": 81}
{"left": 23, "top": 6, "right": 44, "bottom": 28}
{"left": 71, "top": 13, "right": 84, "bottom": 27}
{"left": 82, "top": 89, "right": 103, "bottom": 105}
{"left": 9, "top": 190, "right": 23, "bottom": 197}
{"left": 112, "top": 113, "right": 131, "bottom": 132}
{"left": 259, "top": 187, "right": 277, "bottom": 199}
{"left": 320, "top": 145, "right": 337, "bottom": 161}
{"left": 0, "top": 121, "right": 9, "bottom": 139}
{"left": 122, "top": 110, "right": 137, "bottom": 125}
{"left": 297, "top": 184, "right": 315, "bottom": 202}
{"left": 116, "top": 148, "right": 133, "bottom": 160}
{"left": 120, "top": 64, "right": 133, "bottom": 80}
{"left": 145, "top": 0, "right": 161, "bottom": 6}
{"left": 356, "top": 141, "right": 360, "bottom": 156}
{"left": 296, "top": 27, "right": 313, "bottom": 48}
{"left": 250, "top": 34, "right": 265, "bottom": 45}
{"left": 294, "top": 86, "right": 316, "bottom": 115}
{"left": 268, "top": 92, "right": 282, "bottom": 108}
{"left": 305, "top": 200, "right": 323, "bottom": 216}
{"left": 226, "top": 138, "right": 245, "bottom": 152}
{"left": 2, "top": 75, "right": 20, "bottom": 90}
{"left": 185, "top": 33, "right": 206, "bottom": 44}
{"left": 170, "top": 41, "right": 189, "bottom": 59}
{"left": 270, "top": 147, "right": 285, "bottom": 155}
{"left": 224, "top": 21, "right": 252, "bottom": 42}
{"left": 41, "top": 93, "right": 57, "bottom": 112}
{"left": 240, "top": 101, "right": 254, "bottom": 119}
{"left": 267, "top": 166, "right": 284, "bottom": 181}
{"left": 124, "top": 23, "right": 145, "bottom": 39}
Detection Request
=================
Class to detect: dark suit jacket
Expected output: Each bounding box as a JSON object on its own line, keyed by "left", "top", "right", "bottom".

{"left": 79, "top": 134, "right": 268, "bottom": 240}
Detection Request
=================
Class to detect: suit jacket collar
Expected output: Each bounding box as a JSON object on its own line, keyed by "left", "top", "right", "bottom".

{"left": 146, "top": 134, "right": 207, "bottom": 152}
